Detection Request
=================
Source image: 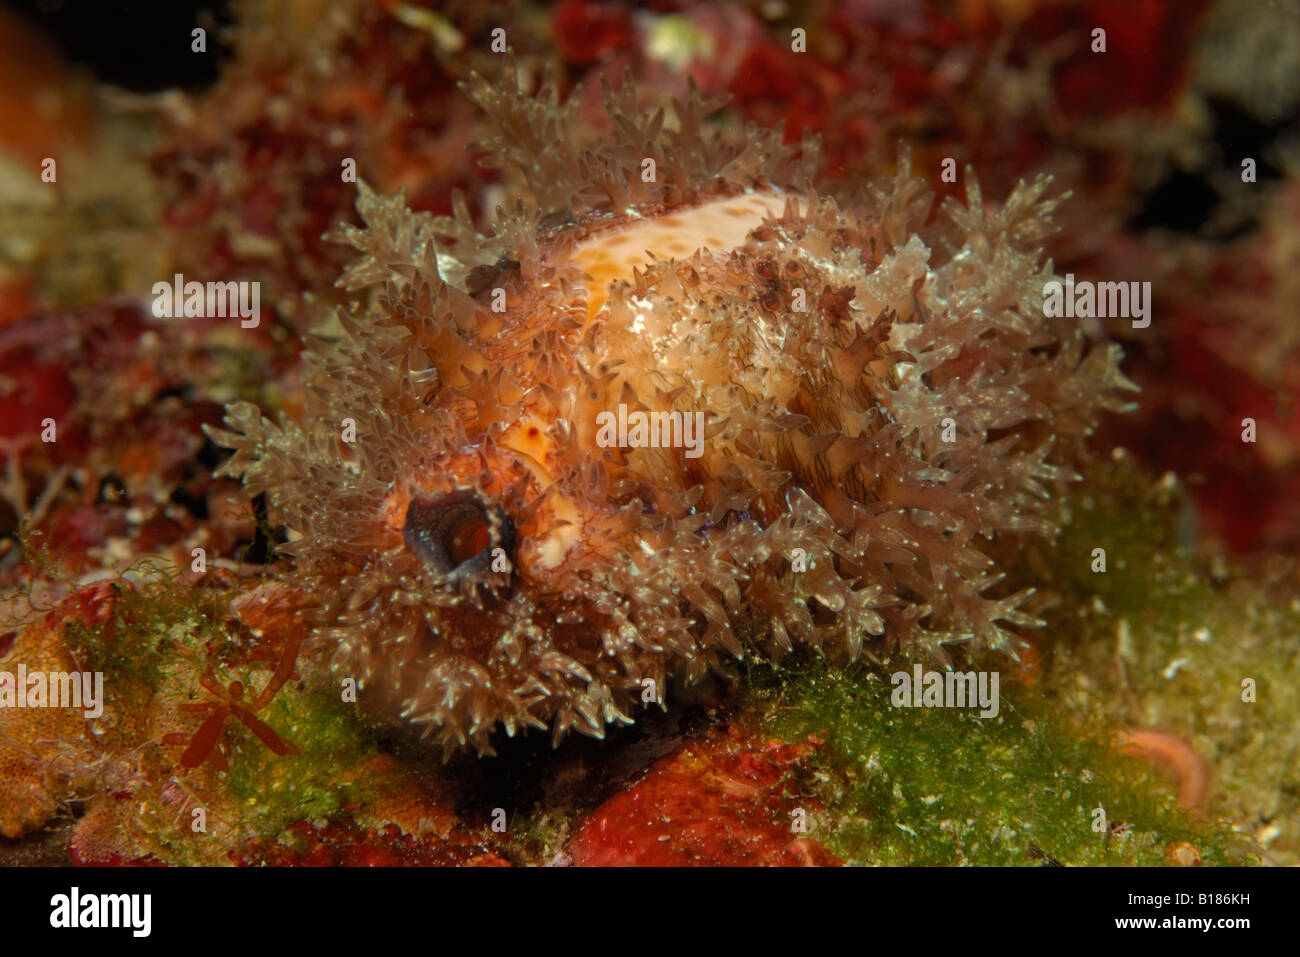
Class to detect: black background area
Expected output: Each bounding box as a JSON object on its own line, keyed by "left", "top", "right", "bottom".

{"left": 3, "top": 0, "right": 234, "bottom": 92}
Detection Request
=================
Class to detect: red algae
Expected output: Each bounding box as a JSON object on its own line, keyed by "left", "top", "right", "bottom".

{"left": 568, "top": 727, "right": 839, "bottom": 866}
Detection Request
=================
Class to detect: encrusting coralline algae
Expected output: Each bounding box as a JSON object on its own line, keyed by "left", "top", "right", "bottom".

{"left": 209, "top": 65, "right": 1136, "bottom": 755}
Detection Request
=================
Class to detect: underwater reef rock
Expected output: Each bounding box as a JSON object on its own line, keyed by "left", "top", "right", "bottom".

{"left": 208, "top": 64, "right": 1135, "bottom": 756}
{"left": 230, "top": 817, "right": 509, "bottom": 867}
{"left": 567, "top": 727, "right": 838, "bottom": 866}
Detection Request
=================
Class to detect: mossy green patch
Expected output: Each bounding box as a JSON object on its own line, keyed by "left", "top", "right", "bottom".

{"left": 1020, "top": 454, "right": 1300, "bottom": 864}
{"left": 741, "top": 452, "right": 1289, "bottom": 866}
{"left": 743, "top": 658, "right": 1241, "bottom": 865}
{"left": 217, "top": 676, "right": 381, "bottom": 841}
{"left": 15, "top": 529, "right": 382, "bottom": 853}
{"left": 64, "top": 569, "right": 229, "bottom": 694}
{"left": 20, "top": 529, "right": 230, "bottom": 695}
{"left": 1006, "top": 453, "right": 1216, "bottom": 648}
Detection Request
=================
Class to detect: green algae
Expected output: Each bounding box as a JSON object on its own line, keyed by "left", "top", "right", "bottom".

{"left": 117, "top": 592, "right": 385, "bottom": 845}
{"left": 12, "top": 531, "right": 383, "bottom": 856}
{"left": 1004, "top": 453, "right": 1216, "bottom": 648}
{"left": 217, "top": 681, "right": 381, "bottom": 840}
{"left": 744, "top": 657, "right": 1238, "bottom": 865}
{"left": 129, "top": 683, "right": 381, "bottom": 865}
{"left": 19, "top": 530, "right": 222, "bottom": 695}
{"left": 736, "top": 452, "right": 1300, "bottom": 865}
{"left": 1029, "top": 455, "right": 1300, "bottom": 865}
{"left": 67, "top": 575, "right": 226, "bottom": 697}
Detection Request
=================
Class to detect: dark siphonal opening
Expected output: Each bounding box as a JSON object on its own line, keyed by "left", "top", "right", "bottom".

{"left": 403, "top": 490, "right": 514, "bottom": 583}
{"left": 448, "top": 515, "right": 491, "bottom": 567}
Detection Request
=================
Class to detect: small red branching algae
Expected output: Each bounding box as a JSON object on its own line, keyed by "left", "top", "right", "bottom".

{"left": 161, "top": 632, "right": 304, "bottom": 771}
{"left": 208, "top": 66, "right": 1135, "bottom": 755}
